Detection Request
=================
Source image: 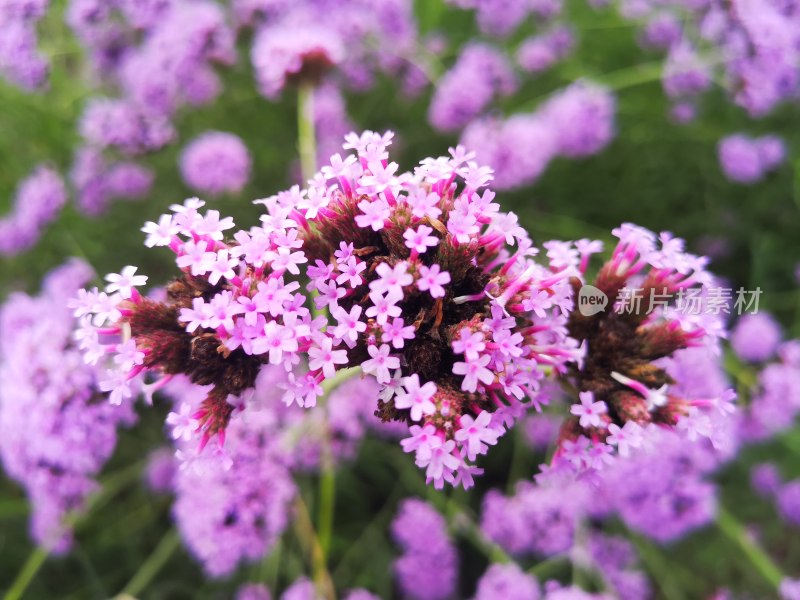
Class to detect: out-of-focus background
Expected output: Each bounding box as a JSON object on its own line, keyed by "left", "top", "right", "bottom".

{"left": 1, "top": 0, "right": 799, "bottom": 598}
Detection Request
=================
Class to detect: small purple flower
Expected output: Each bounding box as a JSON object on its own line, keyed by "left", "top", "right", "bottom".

{"left": 391, "top": 499, "right": 458, "bottom": 600}
{"left": 731, "top": 313, "right": 782, "bottom": 362}
{"left": 718, "top": 134, "right": 786, "bottom": 184}
{"left": 180, "top": 131, "right": 252, "bottom": 196}
{"left": 0, "top": 164, "right": 66, "bottom": 256}
{"left": 474, "top": 563, "right": 540, "bottom": 600}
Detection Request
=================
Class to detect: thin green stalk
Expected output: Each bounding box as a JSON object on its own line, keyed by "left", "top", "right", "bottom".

{"left": 118, "top": 529, "right": 180, "bottom": 598}
{"left": 629, "top": 533, "right": 686, "bottom": 600}
{"left": 3, "top": 546, "right": 49, "bottom": 600}
{"left": 293, "top": 496, "right": 336, "bottom": 600}
{"left": 317, "top": 442, "right": 336, "bottom": 560}
{"left": 315, "top": 368, "right": 358, "bottom": 572}
{"left": 297, "top": 81, "right": 317, "bottom": 182}
{"left": 717, "top": 506, "right": 784, "bottom": 588}
{"left": 4, "top": 462, "right": 142, "bottom": 600}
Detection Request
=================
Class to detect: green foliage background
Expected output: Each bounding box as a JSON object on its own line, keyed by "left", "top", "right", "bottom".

{"left": 1, "top": 0, "right": 799, "bottom": 598}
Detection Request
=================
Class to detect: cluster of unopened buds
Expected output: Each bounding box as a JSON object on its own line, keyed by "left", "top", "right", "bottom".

{"left": 70, "top": 131, "right": 734, "bottom": 487}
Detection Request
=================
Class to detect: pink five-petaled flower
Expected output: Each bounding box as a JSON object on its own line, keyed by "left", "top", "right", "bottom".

{"left": 354, "top": 197, "right": 390, "bottom": 231}
{"left": 166, "top": 402, "right": 197, "bottom": 442}
{"left": 114, "top": 339, "right": 145, "bottom": 372}
{"left": 416, "top": 264, "right": 451, "bottom": 299}
{"left": 208, "top": 250, "right": 239, "bottom": 285}
{"left": 452, "top": 354, "right": 494, "bottom": 393}
{"left": 400, "top": 423, "right": 439, "bottom": 463}
{"left": 365, "top": 289, "right": 403, "bottom": 325}
{"left": 403, "top": 225, "right": 439, "bottom": 254}
{"left": 394, "top": 374, "right": 437, "bottom": 421}
{"left": 141, "top": 214, "right": 179, "bottom": 247}
{"left": 176, "top": 240, "right": 215, "bottom": 276}
{"left": 452, "top": 328, "right": 486, "bottom": 361}
{"left": 370, "top": 262, "right": 413, "bottom": 295}
{"left": 336, "top": 256, "right": 367, "bottom": 288}
{"left": 454, "top": 411, "right": 500, "bottom": 461}
{"left": 605, "top": 421, "right": 644, "bottom": 458}
{"left": 251, "top": 320, "right": 297, "bottom": 364}
{"left": 425, "top": 438, "right": 460, "bottom": 483}
{"left": 331, "top": 304, "right": 367, "bottom": 348}
{"left": 570, "top": 391, "right": 608, "bottom": 429}
{"left": 382, "top": 317, "right": 416, "bottom": 349}
{"left": 361, "top": 343, "right": 399, "bottom": 383}
{"left": 105, "top": 265, "right": 148, "bottom": 299}
{"left": 308, "top": 337, "right": 348, "bottom": 378}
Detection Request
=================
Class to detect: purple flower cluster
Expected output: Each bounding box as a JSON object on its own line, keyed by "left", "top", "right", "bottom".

{"left": 0, "top": 165, "right": 66, "bottom": 256}
{"left": 517, "top": 26, "right": 575, "bottom": 74}
{"left": 448, "top": 0, "right": 564, "bottom": 38}
{"left": 556, "top": 224, "right": 734, "bottom": 470}
{"left": 168, "top": 378, "right": 296, "bottom": 577}
{"left": 179, "top": 131, "right": 252, "bottom": 197}
{"left": 246, "top": 0, "right": 418, "bottom": 98}
{"left": 69, "top": 147, "right": 154, "bottom": 216}
{"left": 747, "top": 462, "right": 800, "bottom": 529}
{"left": 0, "top": 259, "right": 134, "bottom": 552}
{"left": 595, "top": 428, "right": 720, "bottom": 542}
{"left": 65, "top": 0, "right": 237, "bottom": 214}
{"left": 474, "top": 563, "right": 540, "bottom": 600}
{"left": 74, "top": 132, "right": 582, "bottom": 488}
{"left": 79, "top": 98, "right": 175, "bottom": 157}
{"left": 481, "top": 470, "right": 590, "bottom": 556}
{"left": 428, "top": 43, "right": 517, "bottom": 132}
{"left": 730, "top": 312, "right": 782, "bottom": 362}
{"left": 588, "top": 534, "right": 651, "bottom": 600}
{"left": 737, "top": 340, "right": 800, "bottom": 442}
{"left": 718, "top": 134, "right": 786, "bottom": 184}
{"left": 391, "top": 498, "right": 458, "bottom": 600}
{"left": 461, "top": 82, "right": 615, "bottom": 189}
{"left": 607, "top": 0, "right": 800, "bottom": 118}
{"left": 0, "top": 0, "right": 49, "bottom": 90}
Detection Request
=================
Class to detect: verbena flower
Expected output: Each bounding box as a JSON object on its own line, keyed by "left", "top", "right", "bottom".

{"left": 76, "top": 132, "right": 581, "bottom": 488}
{"left": 736, "top": 341, "right": 800, "bottom": 443}
{"left": 474, "top": 563, "right": 541, "bottom": 600}
{"left": 428, "top": 43, "right": 517, "bottom": 132}
{"left": 718, "top": 134, "right": 786, "bottom": 184}
{"left": 70, "top": 147, "right": 154, "bottom": 216}
{"left": 246, "top": 0, "right": 418, "bottom": 98}
{"left": 179, "top": 131, "right": 252, "bottom": 197}
{"left": 461, "top": 81, "right": 615, "bottom": 190}
{"left": 0, "top": 259, "right": 135, "bottom": 552}
{"left": 557, "top": 223, "right": 736, "bottom": 468}
{"left": 730, "top": 312, "right": 782, "bottom": 363}
{"left": 517, "top": 26, "right": 575, "bottom": 74}
{"left": 167, "top": 374, "right": 296, "bottom": 577}
{"left": 0, "top": 2, "right": 49, "bottom": 90}
{"left": 391, "top": 498, "right": 457, "bottom": 600}
{"left": 0, "top": 165, "right": 67, "bottom": 256}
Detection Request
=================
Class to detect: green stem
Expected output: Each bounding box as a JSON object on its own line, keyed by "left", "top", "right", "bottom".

{"left": 717, "top": 506, "right": 784, "bottom": 588}
{"left": 3, "top": 546, "right": 49, "bottom": 600}
{"left": 317, "top": 443, "right": 336, "bottom": 561}
{"left": 293, "top": 496, "right": 336, "bottom": 600}
{"left": 3, "top": 462, "right": 142, "bottom": 600}
{"left": 119, "top": 529, "right": 180, "bottom": 597}
{"left": 297, "top": 81, "right": 317, "bottom": 182}
{"left": 629, "top": 533, "right": 686, "bottom": 600}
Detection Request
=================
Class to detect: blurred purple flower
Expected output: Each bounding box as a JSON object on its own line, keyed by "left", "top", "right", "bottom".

{"left": 180, "top": 131, "right": 252, "bottom": 196}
